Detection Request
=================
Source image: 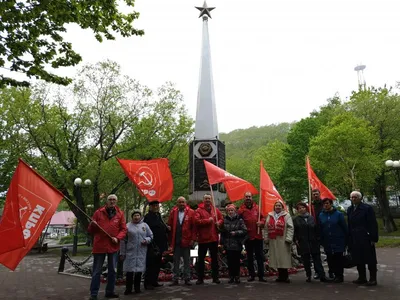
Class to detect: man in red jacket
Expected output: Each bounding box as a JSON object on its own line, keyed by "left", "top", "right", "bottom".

{"left": 194, "top": 194, "right": 223, "bottom": 285}
{"left": 88, "top": 194, "right": 127, "bottom": 300}
{"left": 238, "top": 191, "right": 266, "bottom": 282}
{"left": 168, "top": 196, "right": 196, "bottom": 286}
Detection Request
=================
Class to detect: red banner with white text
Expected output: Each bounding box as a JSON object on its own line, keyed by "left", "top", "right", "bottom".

{"left": 0, "top": 159, "right": 64, "bottom": 270}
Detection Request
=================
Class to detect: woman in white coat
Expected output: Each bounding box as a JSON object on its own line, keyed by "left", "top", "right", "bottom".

{"left": 120, "top": 210, "right": 153, "bottom": 295}
{"left": 264, "top": 200, "right": 294, "bottom": 283}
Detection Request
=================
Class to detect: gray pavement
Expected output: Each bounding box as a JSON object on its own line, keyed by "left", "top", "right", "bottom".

{"left": 0, "top": 248, "right": 399, "bottom": 300}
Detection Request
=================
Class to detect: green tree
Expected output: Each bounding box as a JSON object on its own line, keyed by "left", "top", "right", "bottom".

{"left": 348, "top": 87, "right": 400, "bottom": 232}
{"left": 279, "top": 96, "right": 344, "bottom": 206}
{"left": 0, "top": 1, "right": 144, "bottom": 87}
{"left": 0, "top": 60, "right": 193, "bottom": 230}
{"left": 309, "top": 113, "right": 380, "bottom": 196}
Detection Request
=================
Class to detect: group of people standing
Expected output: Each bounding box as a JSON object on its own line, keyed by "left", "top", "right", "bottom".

{"left": 87, "top": 189, "right": 379, "bottom": 300}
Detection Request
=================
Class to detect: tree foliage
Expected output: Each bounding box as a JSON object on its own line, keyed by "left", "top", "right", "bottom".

{"left": 309, "top": 113, "right": 380, "bottom": 196}
{"left": 0, "top": 60, "right": 193, "bottom": 229}
{"left": 0, "top": 1, "right": 144, "bottom": 87}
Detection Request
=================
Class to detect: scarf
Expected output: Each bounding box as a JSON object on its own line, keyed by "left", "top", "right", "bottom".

{"left": 268, "top": 212, "right": 286, "bottom": 239}
{"left": 106, "top": 207, "right": 116, "bottom": 220}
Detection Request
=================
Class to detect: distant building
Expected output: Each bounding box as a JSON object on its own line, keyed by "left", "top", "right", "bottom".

{"left": 47, "top": 211, "right": 76, "bottom": 237}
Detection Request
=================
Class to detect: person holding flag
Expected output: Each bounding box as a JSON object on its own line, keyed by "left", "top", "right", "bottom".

{"left": 238, "top": 192, "right": 267, "bottom": 282}
{"left": 264, "top": 200, "right": 294, "bottom": 283}
{"left": 168, "top": 196, "right": 196, "bottom": 286}
{"left": 88, "top": 194, "right": 127, "bottom": 300}
{"left": 194, "top": 193, "right": 223, "bottom": 285}
{"left": 293, "top": 202, "right": 328, "bottom": 283}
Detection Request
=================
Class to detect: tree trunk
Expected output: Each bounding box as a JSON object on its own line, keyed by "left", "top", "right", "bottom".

{"left": 63, "top": 188, "right": 90, "bottom": 234}
{"left": 374, "top": 173, "right": 397, "bottom": 233}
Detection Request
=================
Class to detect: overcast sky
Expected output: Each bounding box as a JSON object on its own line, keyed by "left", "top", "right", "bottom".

{"left": 54, "top": 1, "right": 400, "bottom": 133}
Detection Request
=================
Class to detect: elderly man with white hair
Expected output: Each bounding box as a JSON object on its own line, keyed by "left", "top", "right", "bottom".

{"left": 347, "top": 191, "right": 379, "bottom": 286}
{"left": 88, "top": 194, "right": 127, "bottom": 300}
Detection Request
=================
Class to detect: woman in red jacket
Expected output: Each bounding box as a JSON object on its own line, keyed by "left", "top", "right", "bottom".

{"left": 87, "top": 194, "right": 127, "bottom": 300}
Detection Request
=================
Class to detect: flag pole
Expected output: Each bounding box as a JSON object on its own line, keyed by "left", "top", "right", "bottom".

{"left": 306, "top": 156, "right": 312, "bottom": 214}
{"left": 63, "top": 196, "right": 113, "bottom": 239}
{"left": 209, "top": 184, "right": 219, "bottom": 223}
{"left": 257, "top": 162, "right": 262, "bottom": 234}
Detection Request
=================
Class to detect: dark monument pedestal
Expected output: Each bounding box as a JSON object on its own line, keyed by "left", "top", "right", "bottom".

{"left": 189, "top": 139, "right": 226, "bottom": 206}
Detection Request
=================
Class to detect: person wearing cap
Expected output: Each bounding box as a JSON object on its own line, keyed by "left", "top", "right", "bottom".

{"left": 220, "top": 204, "right": 247, "bottom": 284}
{"left": 293, "top": 202, "right": 328, "bottom": 282}
{"left": 144, "top": 200, "right": 169, "bottom": 289}
{"left": 88, "top": 194, "right": 127, "bottom": 300}
{"left": 319, "top": 198, "right": 347, "bottom": 283}
{"left": 238, "top": 191, "right": 266, "bottom": 282}
{"left": 168, "top": 196, "right": 196, "bottom": 286}
{"left": 120, "top": 210, "right": 153, "bottom": 295}
{"left": 194, "top": 193, "right": 223, "bottom": 285}
{"left": 347, "top": 191, "right": 379, "bottom": 286}
{"left": 264, "top": 200, "right": 293, "bottom": 283}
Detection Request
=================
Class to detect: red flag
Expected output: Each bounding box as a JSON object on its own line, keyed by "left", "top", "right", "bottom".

{"left": 306, "top": 156, "right": 336, "bottom": 200}
{"left": 0, "top": 159, "right": 64, "bottom": 270}
{"left": 117, "top": 158, "right": 174, "bottom": 202}
{"left": 259, "top": 161, "right": 286, "bottom": 215}
{"left": 203, "top": 160, "right": 258, "bottom": 201}
{"left": 0, "top": 163, "right": 25, "bottom": 254}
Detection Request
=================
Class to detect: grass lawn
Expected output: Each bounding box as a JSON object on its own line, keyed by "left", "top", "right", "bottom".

{"left": 376, "top": 238, "right": 400, "bottom": 248}
{"left": 377, "top": 218, "right": 400, "bottom": 237}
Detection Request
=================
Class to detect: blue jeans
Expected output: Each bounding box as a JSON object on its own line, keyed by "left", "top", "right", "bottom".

{"left": 90, "top": 252, "right": 117, "bottom": 296}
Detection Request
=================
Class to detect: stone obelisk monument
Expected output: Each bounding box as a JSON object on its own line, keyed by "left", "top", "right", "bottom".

{"left": 189, "top": 1, "right": 226, "bottom": 206}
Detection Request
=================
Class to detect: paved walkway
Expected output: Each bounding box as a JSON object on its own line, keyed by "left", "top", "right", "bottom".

{"left": 1, "top": 248, "right": 399, "bottom": 300}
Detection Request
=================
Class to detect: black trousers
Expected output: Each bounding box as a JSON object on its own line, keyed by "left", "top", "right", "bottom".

{"left": 326, "top": 252, "right": 344, "bottom": 279}
{"left": 245, "top": 239, "right": 264, "bottom": 278}
{"left": 145, "top": 252, "right": 162, "bottom": 286}
{"left": 197, "top": 242, "right": 219, "bottom": 280}
{"left": 357, "top": 264, "right": 377, "bottom": 280}
{"left": 302, "top": 253, "right": 325, "bottom": 278}
{"left": 226, "top": 250, "right": 241, "bottom": 278}
{"left": 125, "top": 272, "right": 142, "bottom": 292}
{"left": 278, "top": 268, "right": 289, "bottom": 280}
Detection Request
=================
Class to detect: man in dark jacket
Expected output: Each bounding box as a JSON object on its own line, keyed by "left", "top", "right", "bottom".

{"left": 293, "top": 202, "right": 328, "bottom": 282}
{"left": 88, "top": 194, "right": 127, "bottom": 300}
{"left": 348, "top": 191, "right": 379, "bottom": 286}
{"left": 144, "top": 200, "right": 169, "bottom": 289}
{"left": 311, "top": 189, "right": 333, "bottom": 279}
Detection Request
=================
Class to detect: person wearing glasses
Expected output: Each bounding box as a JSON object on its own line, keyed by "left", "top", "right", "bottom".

{"left": 88, "top": 194, "right": 127, "bottom": 300}
{"left": 347, "top": 191, "right": 379, "bottom": 286}
{"left": 319, "top": 198, "right": 347, "bottom": 283}
{"left": 238, "top": 191, "right": 267, "bottom": 282}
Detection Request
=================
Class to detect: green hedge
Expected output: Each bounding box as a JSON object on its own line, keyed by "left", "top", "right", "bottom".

{"left": 59, "top": 233, "right": 88, "bottom": 245}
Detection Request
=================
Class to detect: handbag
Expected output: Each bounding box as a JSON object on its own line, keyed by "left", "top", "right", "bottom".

{"left": 148, "top": 240, "right": 160, "bottom": 257}
{"left": 343, "top": 251, "right": 355, "bottom": 269}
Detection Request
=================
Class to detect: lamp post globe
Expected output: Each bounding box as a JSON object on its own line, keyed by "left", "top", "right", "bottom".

{"left": 74, "top": 178, "right": 82, "bottom": 186}
{"left": 385, "top": 160, "right": 394, "bottom": 167}
{"left": 393, "top": 161, "right": 400, "bottom": 168}
{"left": 84, "top": 179, "right": 92, "bottom": 186}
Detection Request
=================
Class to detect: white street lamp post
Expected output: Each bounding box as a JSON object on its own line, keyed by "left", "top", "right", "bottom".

{"left": 385, "top": 160, "right": 400, "bottom": 207}
{"left": 72, "top": 177, "right": 92, "bottom": 255}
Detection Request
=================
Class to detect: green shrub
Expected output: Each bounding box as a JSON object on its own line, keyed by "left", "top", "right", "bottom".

{"left": 59, "top": 233, "right": 87, "bottom": 245}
